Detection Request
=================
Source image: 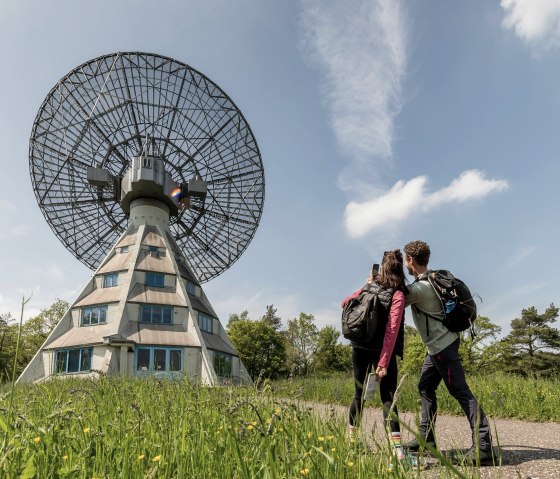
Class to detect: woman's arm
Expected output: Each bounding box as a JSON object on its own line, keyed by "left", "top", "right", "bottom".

{"left": 377, "top": 290, "right": 405, "bottom": 369}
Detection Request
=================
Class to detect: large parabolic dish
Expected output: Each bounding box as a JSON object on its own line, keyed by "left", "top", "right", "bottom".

{"left": 29, "top": 52, "right": 265, "bottom": 283}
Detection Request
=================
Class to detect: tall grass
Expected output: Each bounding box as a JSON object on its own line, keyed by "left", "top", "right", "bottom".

{"left": 0, "top": 377, "right": 391, "bottom": 478}
{"left": 0, "top": 376, "right": 497, "bottom": 478}
{"left": 272, "top": 372, "right": 560, "bottom": 422}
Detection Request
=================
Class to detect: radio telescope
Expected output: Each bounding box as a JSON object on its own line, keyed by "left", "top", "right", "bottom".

{"left": 19, "top": 52, "right": 264, "bottom": 384}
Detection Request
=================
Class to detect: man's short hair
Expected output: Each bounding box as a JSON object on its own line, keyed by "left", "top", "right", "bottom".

{"left": 404, "top": 240, "right": 431, "bottom": 266}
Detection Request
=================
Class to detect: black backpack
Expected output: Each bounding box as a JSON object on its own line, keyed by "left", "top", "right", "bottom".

{"left": 341, "top": 283, "right": 385, "bottom": 342}
{"left": 424, "top": 270, "right": 477, "bottom": 333}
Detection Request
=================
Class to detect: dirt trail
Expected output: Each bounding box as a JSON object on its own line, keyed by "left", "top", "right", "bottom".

{"left": 305, "top": 401, "right": 560, "bottom": 478}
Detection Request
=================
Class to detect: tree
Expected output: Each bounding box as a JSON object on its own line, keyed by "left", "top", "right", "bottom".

{"left": 284, "top": 313, "right": 318, "bottom": 376}
{"left": 400, "top": 325, "right": 427, "bottom": 376}
{"left": 261, "top": 305, "right": 282, "bottom": 331}
{"left": 313, "top": 325, "right": 352, "bottom": 373}
{"left": 504, "top": 304, "right": 560, "bottom": 376}
{"left": 226, "top": 312, "right": 287, "bottom": 380}
{"left": 19, "top": 299, "right": 68, "bottom": 368}
{"left": 0, "top": 313, "right": 17, "bottom": 381}
{"left": 228, "top": 310, "right": 249, "bottom": 326}
{"left": 459, "top": 316, "right": 502, "bottom": 374}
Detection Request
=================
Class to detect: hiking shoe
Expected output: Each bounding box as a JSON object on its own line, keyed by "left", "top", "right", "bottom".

{"left": 460, "top": 446, "right": 495, "bottom": 465}
{"left": 404, "top": 437, "right": 436, "bottom": 452}
{"left": 388, "top": 452, "right": 424, "bottom": 472}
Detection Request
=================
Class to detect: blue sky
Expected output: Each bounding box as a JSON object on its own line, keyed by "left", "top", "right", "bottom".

{"left": 0, "top": 0, "right": 559, "bottom": 336}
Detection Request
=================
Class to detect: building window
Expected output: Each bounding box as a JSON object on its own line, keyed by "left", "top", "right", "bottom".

{"left": 146, "top": 272, "right": 164, "bottom": 288}
{"left": 198, "top": 312, "right": 213, "bottom": 333}
{"left": 82, "top": 305, "right": 108, "bottom": 325}
{"left": 143, "top": 157, "right": 152, "bottom": 168}
{"left": 214, "top": 351, "right": 232, "bottom": 377}
{"left": 55, "top": 347, "right": 93, "bottom": 374}
{"left": 186, "top": 281, "right": 196, "bottom": 296}
{"left": 135, "top": 347, "right": 183, "bottom": 375}
{"left": 121, "top": 246, "right": 129, "bottom": 253}
{"left": 103, "top": 273, "right": 118, "bottom": 288}
{"left": 140, "top": 305, "right": 173, "bottom": 324}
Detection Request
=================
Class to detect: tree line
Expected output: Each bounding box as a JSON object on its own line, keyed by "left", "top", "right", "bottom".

{"left": 227, "top": 303, "right": 560, "bottom": 380}
{"left": 1, "top": 300, "right": 559, "bottom": 382}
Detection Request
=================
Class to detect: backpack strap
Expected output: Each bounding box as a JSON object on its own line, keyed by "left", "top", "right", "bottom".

{"left": 412, "top": 273, "right": 445, "bottom": 336}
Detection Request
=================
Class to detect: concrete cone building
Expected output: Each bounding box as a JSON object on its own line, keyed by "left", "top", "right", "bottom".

{"left": 18, "top": 155, "right": 251, "bottom": 385}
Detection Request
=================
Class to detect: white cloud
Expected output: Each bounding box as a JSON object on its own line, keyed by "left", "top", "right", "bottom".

{"left": 299, "top": 0, "right": 408, "bottom": 192}
{"left": 501, "top": 0, "right": 560, "bottom": 49}
{"left": 344, "top": 170, "right": 509, "bottom": 238}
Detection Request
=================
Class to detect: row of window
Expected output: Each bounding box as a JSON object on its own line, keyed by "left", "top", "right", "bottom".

{"left": 54, "top": 346, "right": 234, "bottom": 378}
{"left": 80, "top": 304, "right": 216, "bottom": 329}
{"left": 101, "top": 274, "right": 199, "bottom": 297}
{"left": 102, "top": 272, "right": 165, "bottom": 288}
{"left": 81, "top": 305, "right": 217, "bottom": 333}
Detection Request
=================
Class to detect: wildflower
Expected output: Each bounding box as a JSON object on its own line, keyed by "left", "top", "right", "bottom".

{"left": 346, "top": 461, "right": 354, "bottom": 468}
{"left": 152, "top": 455, "right": 161, "bottom": 462}
{"left": 251, "top": 421, "right": 257, "bottom": 426}
{"left": 62, "top": 455, "right": 68, "bottom": 461}
{"left": 327, "top": 435, "right": 334, "bottom": 440}
{"left": 137, "top": 455, "right": 145, "bottom": 461}
{"left": 307, "top": 432, "right": 312, "bottom": 438}
{"left": 318, "top": 436, "right": 325, "bottom": 442}
{"left": 33, "top": 437, "right": 41, "bottom": 443}
{"left": 331, "top": 448, "right": 336, "bottom": 452}
{"left": 247, "top": 424, "right": 254, "bottom": 430}
{"left": 300, "top": 468, "right": 310, "bottom": 476}
{"left": 275, "top": 408, "right": 281, "bottom": 414}
{"left": 218, "top": 425, "right": 224, "bottom": 431}
{"left": 318, "top": 446, "right": 323, "bottom": 451}
{"left": 83, "top": 427, "right": 90, "bottom": 433}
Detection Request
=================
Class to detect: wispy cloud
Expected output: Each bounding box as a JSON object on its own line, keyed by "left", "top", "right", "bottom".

{"left": 344, "top": 170, "right": 509, "bottom": 238}
{"left": 299, "top": 0, "right": 408, "bottom": 193}
{"left": 501, "top": 0, "right": 560, "bottom": 50}
{"left": 504, "top": 245, "right": 536, "bottom": 270}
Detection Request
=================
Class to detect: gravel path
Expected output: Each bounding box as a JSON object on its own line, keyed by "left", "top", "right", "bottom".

{"left": 304, "top": 401, "right": 560, "bottom": 478}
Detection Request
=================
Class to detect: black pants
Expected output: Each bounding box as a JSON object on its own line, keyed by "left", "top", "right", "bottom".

{"left": 348, "top": 347, "right": 400, "bottom": 433}
{"left": 419, "top": 338, "right": 491, "bottom": 450}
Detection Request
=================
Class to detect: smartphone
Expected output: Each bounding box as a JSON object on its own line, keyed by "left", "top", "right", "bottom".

{"left": 371, "top": 263, "right": 380, "bottom": 278}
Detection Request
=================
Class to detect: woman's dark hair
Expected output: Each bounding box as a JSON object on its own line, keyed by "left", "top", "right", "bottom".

{"left": 377, "top": 249, "right": 407, "bottom": 292}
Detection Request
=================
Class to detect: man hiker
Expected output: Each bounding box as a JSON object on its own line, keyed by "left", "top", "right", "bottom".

{"left": 403, "top": 240, "right": 493, "bottom": 464}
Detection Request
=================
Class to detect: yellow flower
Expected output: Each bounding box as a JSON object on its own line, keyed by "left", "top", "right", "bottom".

{"left": 318, "top": 436, "right": 325, "bottom": 442}
{"left": 83, "top": 427, "right": 90, "bottom": 433}
{"left": 33, "top": 437, "right": 41, "bottom": 443}
{"left": 247, "top": 424, "right": 254, "bottom": 430}
{"left": 300, "top": 468, "right": 310, "bottom": 476}
{"left": 327, "top": 435, "right": 334, "bottom": 440}
{"left": 307, "top": 432, "right": 312, "bottom": 438}
{"left": 331, "top": 448, "right": 336, "bottom": 452}
{"left": 137, "top": 455, "right": 145, "bottom": 461}
{"left": 346, "top": 461, "right": 354, "bottom": 468}
{"left": 218, "top": 425, "right": 224, "bottom": 431}
{"left": 318, "top": 446, "right": 323, "bottom": 451}
{"left": 152, "top": 455, "right": 161, "bottom": 462}
{"left": 251, "top": 421, "right": 257, "bottom": 426}
{"left": 275, "top": 407, "right": 281, "bottom": 414}
{"left": 62, "top": 455, "right": 68, "bottom": 461}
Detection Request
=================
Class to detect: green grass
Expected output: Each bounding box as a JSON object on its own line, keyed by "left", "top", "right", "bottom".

{"left": 0, "top": 376, "right": 495, "bottom": 478}
{"left": 272, "top": 372, "right": 560, "bottom": 422}
{"left": 2, "top": 371, "right": 556, "bottom": 479}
